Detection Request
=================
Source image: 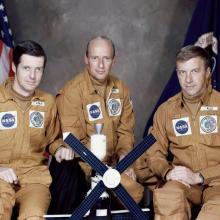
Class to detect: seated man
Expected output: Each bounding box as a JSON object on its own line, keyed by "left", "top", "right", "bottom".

{"left": 49, "top": 36, "right": 144, "bottom": 214}
{"left": 137, "top": 45, "right": 220, "bottom": 220}
{"left": 0, "top": 40, "right": 73, "bottom": 220}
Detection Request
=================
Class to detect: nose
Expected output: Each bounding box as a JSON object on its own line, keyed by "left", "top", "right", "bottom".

{"left": 30, "top": 69, "right": 36, "bottom": 80}
{"left": 185, "top": 72, "right": 192, "bottom": 83}
{"left": 98, "top": 58, "right": 104, "bottom": 68}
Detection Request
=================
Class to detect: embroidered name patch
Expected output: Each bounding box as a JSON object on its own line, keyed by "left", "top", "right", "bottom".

{"left": 200, "top": 106, "right": 218, "bottom": 111}
{"left": 172, "top": 117, "right": 192, "bottom": 136}
{"left": 200, "top": 115, "right": 217, "bottom": 134}
{"left": 0, "top": 111, "right": 17, "bottom": 129}
{"left": 108, "top": 98, "right": 122, "bottom": 116}
{"left": 86, "top": 102, "right": 103, "bottom": 121}
{"left": 111, "top": 88, "right": 119, "bottom": 93}
{"left": 31, "top": 101, "right": 45, "bottom": 107}
{"left": 29, "top": 111, "right": 44, "bottom": 128}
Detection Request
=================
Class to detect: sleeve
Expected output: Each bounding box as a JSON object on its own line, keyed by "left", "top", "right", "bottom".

{"left": 46, "top": 100, "right": 64, "bottom": 155}
{"left": 115, "top": 84, "right": 135, "bottom": 156}
{"left": 200, "top": 164, "right": 220, "bottom": 185}
{"left": 56, "top": 86, "right": 87, "bottom": 144}
{"left": 147, "top": 104, "right": 173, "bottom": 180}
{"left": 134, "top": 151, "right": 158, "bottom": 185}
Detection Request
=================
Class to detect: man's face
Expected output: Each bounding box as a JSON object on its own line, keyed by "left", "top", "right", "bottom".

{"left": 176, "top": 57, "right": 210, "bottom": 98}
{"left": 85, "top": 38, "right": 115, "bottom": 82}
{"left": 12, "top": 54, "right": 45, "bottom": 96}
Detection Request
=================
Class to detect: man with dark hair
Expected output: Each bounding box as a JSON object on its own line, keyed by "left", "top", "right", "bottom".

{"left": 0, "top": 40, "right": 73, "bottom": 219}
{"left": 49, "top": 36, "right": 144, "bottom": 214}
{"left": 136, "top": 45, "right": 220, "bottom": 219}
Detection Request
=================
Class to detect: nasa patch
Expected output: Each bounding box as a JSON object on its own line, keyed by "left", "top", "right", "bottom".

{"left": 29, "top": 111, "right": 44, "bottom": 128}
{"left": 108, "top": 98, "right": 122, "bottom": 116}
{"left": 172, "top": 117, "right": 192, "bottom": 136}
{"left": 200, "top": 115, "right": 217, "bottom": 134}
{"left": 0, "top": 111, "right": 17, "bottom": 129}
{"left": 86, "top": 102, "right": 103, "bottom": 121}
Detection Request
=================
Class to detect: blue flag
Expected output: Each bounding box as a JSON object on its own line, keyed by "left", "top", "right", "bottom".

{"left": 144, "top": 0, "right": 220, "bottom": 136}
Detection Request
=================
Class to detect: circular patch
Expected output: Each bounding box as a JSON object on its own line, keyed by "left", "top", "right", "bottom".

{"left": 89, "top": 105, "right": 101, "bottom": 119}
{"left": 200, "top": 116, "right": 216, "bottom": 133}
{"left": 30, "top": 111, "right": 43, "bottom": 127}
{"left": 108, "top": 99, "right": 121, "bottom": 116}
{"left": 175, "top": 120, "right": 188, "bottom": 134}
{"left": 1, "top": 113, "right": 15, "bottom": 127}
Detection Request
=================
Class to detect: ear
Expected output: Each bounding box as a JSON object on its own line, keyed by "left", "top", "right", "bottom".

{"left": 12, "top": 62, "right": 16, "bottom": 73}
{"left": 206, "top": 66, "right": 211, "bottom": 78}
{"left": 84, "top": 53, "right": 89, "bottom": 65}
{"left": 112, "top": 57, "right": 116, "bottom": 64}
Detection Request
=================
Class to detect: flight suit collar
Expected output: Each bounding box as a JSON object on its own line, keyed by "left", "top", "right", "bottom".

{"left": 0, "top": 78, "right": 45, "bottom": 103}
{"left": 83, "top": 68, "right": 115, "bottom": 95}
{"left": 176, "top": 87, "right": 212, "bottom": 108}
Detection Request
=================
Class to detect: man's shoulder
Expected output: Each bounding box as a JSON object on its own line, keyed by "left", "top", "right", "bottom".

{"left": 160, "top": 93, "right": 180, "bottom": 106}
{"left": 59, "top": 72, "right": 85, "bottom": 93}
{"left": 156, "top": 93, "right": 181, "bottom": 114}
{"left": 110, "top": 74, "right": 129, "bottom": 89}
{"left": 0, "top": 79, "right": 12, "bottom": 102}
{"left": 211, "top": 89, "right": 220, "bottom": 99}
{"left": 35, "top": 89, "right": 55, "bottom": 104}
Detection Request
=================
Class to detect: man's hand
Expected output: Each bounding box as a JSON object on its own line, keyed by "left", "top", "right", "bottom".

{"left": 166, "top": 166, "right": 203, "bottom": 186}
{"left": 55, "top": 147, "right": 74, "bottom": 163}
{"left": 119, "top": 154, "right": 136, "bottom": 181}
{"left": 123, "top": 167, "right": 136, "bottom": 181}
{"left": 0, "top": 167, "right": 18, "bottom": 184}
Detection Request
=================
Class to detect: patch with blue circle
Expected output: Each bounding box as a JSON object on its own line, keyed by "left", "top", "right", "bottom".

{"left": 175, "top": 120, "right": 188, "bottom": 134}
{"left": 89, "top": 105, "right": 101, "bottom": 119}
{"left": 30, "top": 111, "right": 44, "bottom": 128}
{"left": 200, "top": 115, "right": 217, "bottom": 134}
{"left": 108, "top": 98, "right": 121, "bottom": 116}
{"left": 1, "top": 113, "right": 15, "bottom": 127}
{"left": 86, "top": 102, "right": 103, "bottom": 121}
{"left": 172, "top": 117, "right": 192, "bottom": 136}
{"left": 0, "top": 111, "right": 17, "bottom": 130}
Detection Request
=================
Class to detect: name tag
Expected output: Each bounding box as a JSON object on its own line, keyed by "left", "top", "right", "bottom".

{"left": 111, "top": 88, "right": 119, "bottom": 93}
{"left": 32, "top": 101, "right": 45, "bottom": 107}
{"left": 200, "top": 106, "right": 218, "bottom": 111}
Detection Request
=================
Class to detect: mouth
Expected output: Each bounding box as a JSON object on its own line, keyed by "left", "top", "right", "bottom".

{"left": 185, "top": 85, "right": 195, "bottom": 89}
{"left": 96, "top": 71, "right": 105, "bottom": 75}
{"left": 26, "top": 81, "right": 36, "bottom": 86}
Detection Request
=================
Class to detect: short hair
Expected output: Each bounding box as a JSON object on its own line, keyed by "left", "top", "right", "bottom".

{"left": 85, "top": 36, "right": 115, "bottom": 58}
{"left": 176, "top": 45, "right": 210, "bottom": 69}
{"left": 13, "top": 40, "right": 47, "bottom": 67}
